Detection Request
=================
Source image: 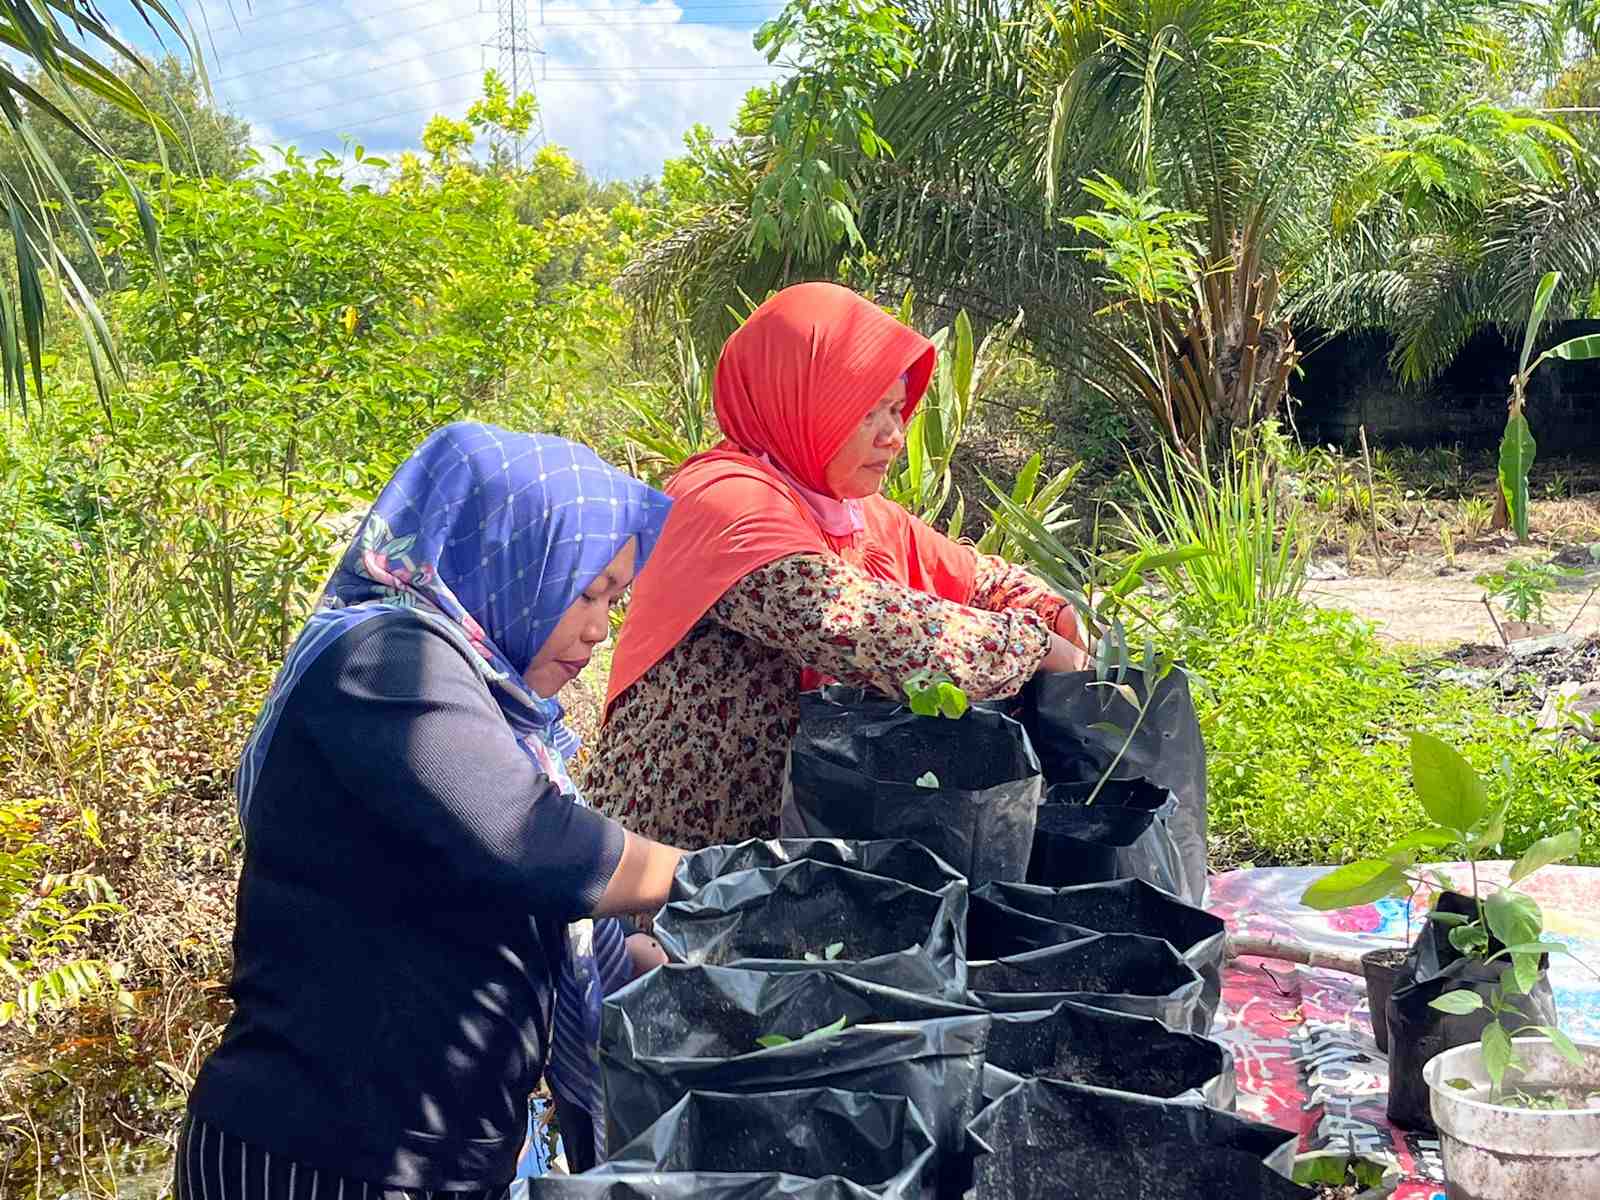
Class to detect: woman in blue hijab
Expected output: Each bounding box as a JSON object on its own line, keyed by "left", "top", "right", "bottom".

{"left": 178, "top": 423, "right": 681, "bottom": 1199}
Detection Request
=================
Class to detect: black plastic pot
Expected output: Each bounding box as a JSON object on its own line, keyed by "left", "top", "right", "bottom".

{"left": 966, "top": 890, "right": 1093, "bottom": 962}
{"left": 982, "top": 999, "right": 1235, "bottom": 1109}
{"left": 965, "top": 934, "right": 1205, "bottom": 1031}
{"left": 1360, "top": 946, "right": 1407, "bottom": 1055}
{"left": 671, "top": 837, "right": 963, "bottom": 902}
{"left": 780, "top": 688, "right": 1041, "bottom": 887}
{"left": 965, "top": 1077, "right": 1306, "bottom": 1200}
{"left": 1386, "top": 891, "right": 1557, "bottom": 1131}
{"left": 975, "top": 878, "right": 1227, "bottom": 1031}
{"left": 1026, "top": 779, "right": 1187, "bottom": 898}
{"left": 599, "top": 965, "right": 988, "bottom": 1200}
{"left": 561, "top": 1087, "right": 938, "bottom": 1199}
{"left": 653, "top": 858, "right": 967, "bottom": 1000}
{"left": 1018, "top": 670, "right": 1208, "bottom": 904}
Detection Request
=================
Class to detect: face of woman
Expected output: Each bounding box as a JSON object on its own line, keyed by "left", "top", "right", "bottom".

{"left": 823, "top": 376, "right": 909, "bottom": 499}
{"left": 523, "top": 536, "right": 638, "bottom": 698}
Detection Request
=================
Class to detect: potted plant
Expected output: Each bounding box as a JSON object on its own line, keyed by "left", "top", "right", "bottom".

{"left": 1299, "top": 733, "right": 1585, "bottom": 1131}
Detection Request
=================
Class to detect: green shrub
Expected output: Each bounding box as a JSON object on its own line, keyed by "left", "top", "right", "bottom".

{"left": 1184, "top": 607, "right": 1600, "bottom": 868}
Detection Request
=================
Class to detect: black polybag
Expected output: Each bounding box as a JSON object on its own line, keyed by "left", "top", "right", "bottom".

{"left": 965, "top": 935, "right": 1206, "bottom": 1031}
{"left": 966, "top": 890, "right": 1092, "bottom": 962}
{"left": 555, "top": 1087, "right": 937, "bottom": 1200}
{"left": 780, "top": 689, "right": 1041, "bottom": 887}
{"left": 653, "top": 858, "right": 967, "bottom": 999}
{"left": 965, "top": 1078, "right": 1307, "bottom": 1200}
{"left": 671, "top": 838, "right": 963, "bottom": 902}
{"left": 982, "top": 1000, "right": 1235, "bottom": 1109}
{"left": 599, "top": 965, "right": 989, "bottom": 1199}
{"left": 1018, "top": 670, "right": 1208, "bottom": 903}
{"left": 1385, "top": 890, "right": 1558, "bottom": 1131}
{"left": 975, "top": 878, "right": 1227, "bottom": 1031}
{"left": 1027, "top": 780, "right": 1188, "bottom": 900}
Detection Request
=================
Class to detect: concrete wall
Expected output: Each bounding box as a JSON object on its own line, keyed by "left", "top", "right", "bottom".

{"left": 1291, "top": 322, "right": 1600, "bottom": 450}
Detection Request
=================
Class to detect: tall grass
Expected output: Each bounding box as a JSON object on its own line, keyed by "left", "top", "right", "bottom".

{"left": 1117, "top": 436, "right": 1314, "bottom": 631}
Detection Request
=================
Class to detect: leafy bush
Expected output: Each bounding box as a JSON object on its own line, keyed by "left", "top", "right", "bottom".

{"left": 1184, "top": 607, "right": 1600, "bottom": 869}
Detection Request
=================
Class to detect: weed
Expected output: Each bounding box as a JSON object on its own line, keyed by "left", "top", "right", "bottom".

{"left": 1460, "top": 496, "right": 1495, "bottom": 540}
{"left": 1477, "top": 559, "right": 1580, "bottom": 626}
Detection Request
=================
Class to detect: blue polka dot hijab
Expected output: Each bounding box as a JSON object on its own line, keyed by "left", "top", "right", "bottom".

{"left": 236, "top": 422, "right": 671, "bottom": 824}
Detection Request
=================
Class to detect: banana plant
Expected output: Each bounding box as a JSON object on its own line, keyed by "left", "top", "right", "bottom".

{"left": 1499, "top": 272, "right": 1600, "bottom": 542}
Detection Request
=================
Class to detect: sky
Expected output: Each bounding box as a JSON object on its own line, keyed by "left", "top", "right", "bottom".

{"left": 90, "top": 0, "right": 787, "bottom": 181}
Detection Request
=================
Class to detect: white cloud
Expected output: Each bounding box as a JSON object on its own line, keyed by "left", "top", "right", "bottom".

{"left": 179, "top": 0, "right": 781, "bottom": 181}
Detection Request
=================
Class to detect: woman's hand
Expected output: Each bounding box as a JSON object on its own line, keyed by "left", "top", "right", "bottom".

{"left": 624, "top": 932, "right": 668, "bottom": 979}
{"left": 1039, "top": 631, "right": 1090, "bottom": 674}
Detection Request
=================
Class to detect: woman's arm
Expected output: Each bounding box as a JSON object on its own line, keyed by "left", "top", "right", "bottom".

{"left": 593, "top": 832, "right": 683, "bottom": 917}
{"left": 971, "top": 554, "right": 1091, "bottom": 667}
{"left": 708, "top": 554, "right": 1056, "bottom": 701}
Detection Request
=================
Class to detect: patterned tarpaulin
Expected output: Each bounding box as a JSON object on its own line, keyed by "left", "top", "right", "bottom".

{"left": 1212, "top": 863, "right": 1600, "bottom": 1199}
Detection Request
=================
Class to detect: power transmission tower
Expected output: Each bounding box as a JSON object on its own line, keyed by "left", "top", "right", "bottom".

{"left": 484, "top": 0, "right": 544, "bottom": 166}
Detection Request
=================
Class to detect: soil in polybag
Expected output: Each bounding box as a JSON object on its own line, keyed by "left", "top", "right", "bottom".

{"left": 975, "top": 878, "right": 1226, "bottom": 1031}
{"left": 1385, "top": 890, "right": 1558, "bottom": 1131}
{"left": 966, "top": 890, "right": 1093, "bottom": 962}
{"left": 599, "top": 964, "right": 988, "bottom": 1200}
{"left": 653, "top": 858, "right": 966, "bottom": 999}
{"left": 982, "top": 1000, "right": 1235, "bottom": 1109}
{"left": 671, "top": 838, "right": 963, "bottom": 902}
{"left": 550, "top": 1087, "right": 936, "bottom": 1200}
{"left": 964, "top": 934, "right": 1205, "bottom": 1031}
{"left": 966, "top": 1077, "right": 1307, "bottom": 1200}
{"left": 1026, "top": 779, "right": 1188, "bottom": 899}
{"left": 1018, "top": 671, "right": 1208, "bottom": 904}
{"left": 780, "top": 688, "right": 1040, "bottom": 887}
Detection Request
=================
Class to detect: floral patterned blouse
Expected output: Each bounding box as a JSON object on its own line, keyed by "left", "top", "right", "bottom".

{"left": 583, "top": 552, "right": 1067, "bottom": 849}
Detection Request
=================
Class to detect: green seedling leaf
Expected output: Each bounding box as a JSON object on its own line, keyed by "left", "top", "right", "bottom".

{"left": 1428, "top": 911, "right": 1471, "bottom": 928}
{"left": 1450, "top": 924, "right": 1490, "bottom": 956}
{"left": 755, "top": 1013, "right": 849, "bottom": 1050}
{"left": 908, "top": 691, "right": 939, "bottom": 718}
{"left": 1409, "top": 732, "right": 1487, "bottom": 834}
{"left": 1534, "top": 1025, "right": 1583, "bottom": 1066}
{"left": 1447, "top": 1077, "right": 1475, "bottom": 1091}
{"left": 1510, "top": 830, "right": 1583, "bottom": 884}
{"left": 1467, "top": 799, "right": 1510, "bottom": 854}
{"left": 1499, "top": 413, "right": 1536, "bottom": 544}
{"left": 1430, "top": 990, "right": 1486, "bottom": 1015}
{"left": 1385, "top": 829, "right": 1463, "bottom": 856}
{"left": 1300, "top": 859, "right": 1409, "bottom": 910}
{"left": 1508, "top": 953, "right": 1540, "bottom": 996}
{"left": 800, "top": 1014, "right": 849, "bottom": 1042}
{"left": 916, "top": 771, "right": 940, "bottom": 789}
{"left": 756, "top": 1033, "right": 793, "bottom": 1048}
{"left": 1485, "top": 890, "right": 1544, "bottom": 955}
{"left": 825, "top": 942, "right": 844, "bottom": 961}
{"left": 936, "top": 682, "right": 969, "bottom": 719}
{"left": 1088, "top": 722, "right": 1129, "bottom": 737}
{"left": 1483, "top": 1021, "right": 1515, "bottom": 1093}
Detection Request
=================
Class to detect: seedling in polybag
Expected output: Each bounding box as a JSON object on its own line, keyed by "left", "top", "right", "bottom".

{"left": 803, "top": 941, "right": 845, "bottom": 963}
{"left": 903, "top": 669, "right": 969, "bottom": 719}
{"left": 755, "top": 1014, "right": 849, "bottom": 1049}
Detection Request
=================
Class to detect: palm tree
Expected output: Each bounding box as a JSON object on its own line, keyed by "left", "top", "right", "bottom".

{"left": 0, "top": 1, "right": 196, "bottom": 411}
{"left": 623, "top": 0, "right": 1561, "bottom": 460}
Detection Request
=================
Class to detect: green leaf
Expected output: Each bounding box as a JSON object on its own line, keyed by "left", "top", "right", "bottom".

{"left": 1409, "top": 732, "right": 1487, "bottom": 833}
{"left": 825, "top": 942, "right": 844, "bottom": 960}
{"left": 915, "top": 771, "right": 940, "bottom": 789}
{"left": 1543, "top": 333, "right": 1600, "bottom": 364}
{"left": 1498, "top": 413, "right": 1537, "bottom": 544}
{"left": 1508, "top": 952, "right": 1540, "bottom": 996}
{"left": 1300, "top": 859, "right": 1409, "bottom": 910}
{"left": 1520, "top": 271, "right": 1560, "bottom": 378}
{"left": 1510, "top": 830, "right": 1582, "bottom": 884}
{"left": 936, "top": 682, "right": 969, "bottom": 719}
{"left": 1467, "top": 799, "right": 1509, "bottom": 854}
{"left": 1485, "top": 890, "right": 1543, "bottom": 954}
{"left": 1535, "top": 1025, "right": 1583, "bottom": 1065}
{"left": 1482, "top": 1021, "right": 1515, "bottom": 1093}
{"left": 1428, "top": 910, "right": 1470, "bottom": 927}
{"left": 800, "top": 1014, "right": 849, "bottom": 1042}
{"left": 1430, "top": 990, "right": 1486, "bottom": 1015}
{"left": 1449, "top": 924, "right": 1490, "bottom": 956}
{"left": 755, "top": 1033, "right": 792, "bottom": 1049}
{"left": 1385, "top": 829, "right": 1463, "bottom": 855}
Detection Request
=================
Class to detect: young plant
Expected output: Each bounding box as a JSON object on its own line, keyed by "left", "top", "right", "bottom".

{"left": 802, "top": 941, "right": 846, "bottom": 963}
{"left": 903, "top": 669, "right": 969, "bottom": 719}
{"left": 1301, "top": 732, "right": 1585, "bottom": 1095}
{"left": 1476, "top": 559, "right": 1579, "bottom": 626}
{"left": 1079, "top": 637, "right": 1180, "bottom": 806}
{"left": 755, "top": 1013, "right": 849, "bottom": 1050}
{"left": 1498, "top": 271, "right": 1600, "bottom": 542}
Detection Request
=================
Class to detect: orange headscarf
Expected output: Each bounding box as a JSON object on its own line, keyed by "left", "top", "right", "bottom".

{"left": 604, "top": 282, "right": 980, "bottom": 713}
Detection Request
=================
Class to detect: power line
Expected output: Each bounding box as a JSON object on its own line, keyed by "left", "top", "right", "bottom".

{"left": 250, "top": 67, "right": 486, "bottom": 127}
{"left": 218, "top": 36, "right": 489, "bottom": 91}
{"left": 212, "top": 0, "right": 481, "bottom": 66}
{"left": 216, "top": 11, "right": 489, "bottom": 83}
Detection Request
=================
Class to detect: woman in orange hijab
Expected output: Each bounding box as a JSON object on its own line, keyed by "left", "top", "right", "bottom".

{"left": 586, "top": 283, "right": 1088, "bottom": 848}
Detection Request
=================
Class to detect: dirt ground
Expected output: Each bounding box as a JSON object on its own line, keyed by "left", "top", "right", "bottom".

{"left": 1304, "top": 495, "right": 1600, "bottom": 647}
